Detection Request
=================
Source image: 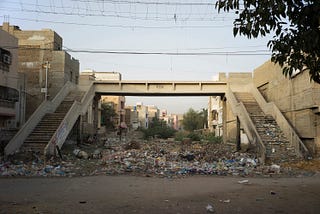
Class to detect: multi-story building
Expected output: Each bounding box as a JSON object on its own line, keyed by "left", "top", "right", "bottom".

{"left": 0, "top": 22, "right": 79, "bottom": 120}
{"left": 147, "top": 105, "right": 159, "bottom": 122}
{"left": 125, "top": 106, "right": 139, "bottom": 130}
{"left": 208, "top": 96, "right": 223, "bottom": 136}
{"left": 136, "top": 102, "right": 149, "bottom": 129}
{"left": 101, "top": 95, "right": 125, "bottom": 128}
{"left": 0, "top": 28, "right": 25, "bottom": 129}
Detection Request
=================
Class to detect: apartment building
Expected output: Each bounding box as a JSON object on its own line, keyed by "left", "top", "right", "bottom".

{"left": 0, "top": 22, "right": 79, "bottom": 120}
{"left": 0, "top": 28, "right": 25, "bottom": 129}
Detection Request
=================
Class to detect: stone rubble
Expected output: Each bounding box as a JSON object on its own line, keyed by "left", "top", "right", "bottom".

{"left": 0, "top": 134, "right": 318, "bottom": 178}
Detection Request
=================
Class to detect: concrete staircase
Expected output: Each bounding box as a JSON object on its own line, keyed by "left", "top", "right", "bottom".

{"left": 234, "top": 92, "right": 300, "bottom": 163}
{"left": 20, "top": 91, "right": 84, "bottom": 154}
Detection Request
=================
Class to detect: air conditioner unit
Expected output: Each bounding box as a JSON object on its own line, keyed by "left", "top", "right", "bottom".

{"left": 3, "top": 54, "right": 11, "bottom": 65}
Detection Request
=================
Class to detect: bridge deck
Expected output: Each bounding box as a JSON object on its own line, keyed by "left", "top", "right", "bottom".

{"left": 94, "top": 80, "right": 227, "bottom": 96}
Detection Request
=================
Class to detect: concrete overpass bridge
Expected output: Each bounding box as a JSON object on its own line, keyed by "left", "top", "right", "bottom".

{"left": 5, "top": 79, "right": 227, "bottom": 157}
{"left": 5, "top": 77, "right": 309, "bottom": 163}
{"left": 93, "top": 80, "right": 226, "bottom": 96}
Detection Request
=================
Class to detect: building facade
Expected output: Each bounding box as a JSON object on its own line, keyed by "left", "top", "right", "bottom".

{"left": 0, "top": 28, "right": 25, "bottom": 129}
{"left": 208, "top": 96, "right": 223, "bottom": 136}
{"left": 0, "top": 22, "right": 79, "bottom": 120}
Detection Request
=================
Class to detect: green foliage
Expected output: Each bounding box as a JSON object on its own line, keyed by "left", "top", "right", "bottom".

{"left": 174, "top": 131, "right": 223, "bottom": 144}
{"left": 142, "top": 118, "right": 176, "bottom": 140}
{"left": 187, "top": 132, "right": 201, "bottom": 141}
{"left": 101, "top": 103, "right": 117, "bottom": 128}
{"left": 174, "top": 131, "right": 188, "bottom": 141}
{"left": 215, "top": 0, "right": 320, "bottom": 83}
{"left": 182, "top": 108, "right": 207, "bottom": 131}
{"left": 202, "top": 132, "right": 223, "bottom": 144}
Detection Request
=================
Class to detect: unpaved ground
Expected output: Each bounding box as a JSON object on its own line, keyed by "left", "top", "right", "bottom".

{"left": 1, "top": 175, "right": 320, "bottom": 214}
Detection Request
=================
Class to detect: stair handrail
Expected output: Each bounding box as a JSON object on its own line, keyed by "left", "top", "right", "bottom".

{"left": 45, "top": 84, "right": 96, "bottom": 155}
{"left": 249, "top": 84, "right": 310, "bottom": 159}
{"left": 4, "top": 81, "right": 76, "bottom": 156}
{"left": 45, "top": 101, "right": 81, "bottom": 155}
{"left": 226, "top": 87, "right": 266, "bottom": 163}
{"left": 80, "top": 83, "right": 96, "bottom": 114}
{"left": 4, "top": 100, "right": 51, "bottom": 156}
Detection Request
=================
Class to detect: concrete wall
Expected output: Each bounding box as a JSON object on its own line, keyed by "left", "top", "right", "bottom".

{"left": 223, "top": 72, "right": 253, "bottom": 143}
{"left": 253, "top": 60, "right": 320, "bottom": 155}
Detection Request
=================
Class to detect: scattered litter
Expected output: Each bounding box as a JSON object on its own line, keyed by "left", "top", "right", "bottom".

{"left": 238, "top": 179, "right": 249, "bottom": 184}
{"left": 206, "top": 204, "right": 215, "bottom": 213}
{"left": 0, "top": 132, "right": 313, "bottom": 178}
{"left": 270, "top": 191, "right": 276, "bottom": 195}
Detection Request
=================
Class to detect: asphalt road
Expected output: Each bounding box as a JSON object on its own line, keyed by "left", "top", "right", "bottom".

{"left": 1, "top": 175, "right": 320, "bottom": 214}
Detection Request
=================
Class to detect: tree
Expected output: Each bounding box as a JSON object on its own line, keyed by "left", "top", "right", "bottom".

{"left": 101, "top": 103, "right": 117, "bottom": 129}
{"left": 215, "top": 0, "right": 320, "bottom": 83}
{"left": 141, "top": 117, "right": 176, "bottom": 139}
{"left": 182, "top": 108, "right": 206, "bottom": 131}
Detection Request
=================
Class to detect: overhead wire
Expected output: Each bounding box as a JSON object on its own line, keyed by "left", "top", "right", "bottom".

{"left": 6, "top": 16, "right": 233, "bottom": 29}
{"left": 1, "top": 45, "right": 270, "bottom": 56}
{"left": 3, "top": 0, "right": 235, "bottom": 22}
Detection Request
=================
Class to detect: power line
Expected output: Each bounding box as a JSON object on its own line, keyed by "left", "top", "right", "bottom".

{"left": 1, "top": 45, "right": 270, "bottom": 56}
{"left": 0, "top": 6, "right": 234, "bottom": 22}
{"left": 69, "top": 0, "right": 216, "bottom": 6}
{"left": 63, "top": 48, "right": 271, "bottom": 56}
{"left": 8, "top": 16, "right": 233, "bottom": 29}
{"left": 2, "top": 1, "right": 234, "bottom": 22}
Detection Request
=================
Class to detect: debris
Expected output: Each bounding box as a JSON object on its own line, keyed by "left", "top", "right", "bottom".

{"left": 270, "top": 164, "right": 281, "bottom": 173}
{"left": 92, "top": 149, "right": 102, "bottom": 159}
{"left": 238, "top": 179, "right": 249, "bottom": 184}
{"left": 124, "top": 141, "right": 141, "bottom": 150}
{"left": 0, "top": 131, "right": 315, "bottom": 178}
{"left": 270, "top": 191, "right": 276, "bottom": 195}
{"left": 206, "top": 204, "right": 215, "bottom": 213}
{"left": 73, "top": 149, "right": 89, "bottom": 159}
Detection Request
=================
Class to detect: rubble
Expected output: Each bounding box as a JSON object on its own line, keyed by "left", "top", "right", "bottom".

{"left": 0, "top": 132, "right": 318, "bottom": 178}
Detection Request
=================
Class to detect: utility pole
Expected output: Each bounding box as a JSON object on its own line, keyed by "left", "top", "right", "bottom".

{"left": 42, "top": 61, "right": 50, "bottom": 100}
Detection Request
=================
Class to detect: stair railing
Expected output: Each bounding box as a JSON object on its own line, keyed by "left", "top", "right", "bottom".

{"left": 4, "top": 81, "right": 76, "bottom": 156}
{"left": 226, "top": 87, "right": 266, "bottom": 163}
{"left": 249, "top": 84, "right": 310, "bottom": 159}
{"left": 45, "top": 83, "right": 96, "bottom": 155}
{"left": 45, "top": 101, "right": 81, "bottom": 155}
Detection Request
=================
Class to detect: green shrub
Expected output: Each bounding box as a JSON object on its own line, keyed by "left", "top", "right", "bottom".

{"left": 202, "top": 132, "right": 223, "bottom": 143}
{"left": 187, "top": 132, "right": 201, "bottom": 141}
{"left": 174, "top": 131, "right": 188, "bottom": 141}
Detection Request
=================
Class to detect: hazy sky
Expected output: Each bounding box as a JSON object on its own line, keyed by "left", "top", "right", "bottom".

{"left": 1, "top": 0, "right": 273, "bottom": 114}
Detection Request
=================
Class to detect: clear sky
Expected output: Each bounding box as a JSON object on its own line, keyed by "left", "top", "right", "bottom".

{"left": 1, "top": 0, "right": 273, "bottom": 114}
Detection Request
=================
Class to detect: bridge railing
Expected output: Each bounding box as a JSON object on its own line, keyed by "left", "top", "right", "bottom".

{"left": 226, "top": 87, "right": 266, "bottom": 163}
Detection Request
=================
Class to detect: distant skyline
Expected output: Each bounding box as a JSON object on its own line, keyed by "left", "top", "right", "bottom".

{"left": 1, "top": 0, "right": 273, "bottom": 114}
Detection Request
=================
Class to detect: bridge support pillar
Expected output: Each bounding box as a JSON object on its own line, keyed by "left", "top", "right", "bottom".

{"left": 222, "top": 98, "right": 227, "bottom": 143}
{"left": 236, "top": 117, "right": 241, "bottom": 151}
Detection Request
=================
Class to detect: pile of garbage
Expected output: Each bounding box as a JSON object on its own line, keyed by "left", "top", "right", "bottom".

{"left": 0, "top": 136, "right": 314, "bottom": 178}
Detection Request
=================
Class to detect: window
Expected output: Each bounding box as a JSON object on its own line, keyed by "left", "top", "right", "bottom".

{"left": 0, "top": 48, "right": 12, "bottom": 72}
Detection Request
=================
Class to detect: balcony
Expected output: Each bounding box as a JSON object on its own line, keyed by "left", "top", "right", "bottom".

{"left": 0, "top": 99, "right": 15, "bottom": 116}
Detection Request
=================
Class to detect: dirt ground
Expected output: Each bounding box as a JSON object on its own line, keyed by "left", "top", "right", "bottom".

{"left": 1, "top": 175, "right": 320, "bottom": 214}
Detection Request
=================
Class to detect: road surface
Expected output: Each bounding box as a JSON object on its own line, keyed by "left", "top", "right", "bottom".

{"left": 1, "top": 175, "right": 320, "bottom": 213}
